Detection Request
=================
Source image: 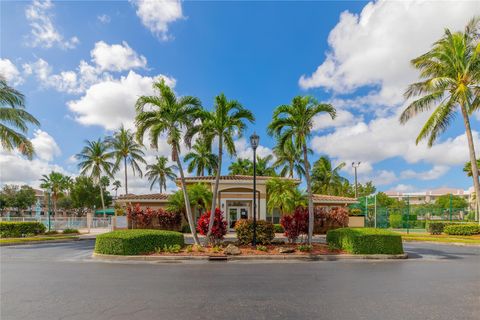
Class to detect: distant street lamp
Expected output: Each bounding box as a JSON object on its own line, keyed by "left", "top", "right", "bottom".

{"left": 250, "top": 132, "right": 259, "bottom": 247}
{"left": 352, "top": 162, "right": 361, "bottom": 198}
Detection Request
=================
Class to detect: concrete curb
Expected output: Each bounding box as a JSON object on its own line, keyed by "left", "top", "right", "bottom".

{"left": 0, "top": 237, "right": 94, "bottom": 247}
{"left": 92, "top": 252, "right": 408, "bottom": 262}
{"left": 403, "top": 239, "right": 480, "bottom": 247}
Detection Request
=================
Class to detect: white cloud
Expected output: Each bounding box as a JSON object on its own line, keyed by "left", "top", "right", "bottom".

{"left": 131, "top": 0, "right": 183, "bottom": 40}
{"left": 91, "top": 41, "right": 147, "bottom": 72}
{"left": 67, "top": 71, "right": 176, "bottom": 130}
{"left": 0, "top": 59, "right": 23, "bottom": 86}
{"left": 312, "top": 109, "right": 359, "bottom": 131}
{"left": 370, "top": 170, "right": 397, "bottom": 186}
{"left": 386, "top": 184, "right": 417, "bottom": 193}
{"left": 30, "top": 129, "right": 61, "bottom": 161}
{"left": 97, "top": 14, "right": 111, "bottom": 24}
{"left": 299, "top": 0, "right": 479, "bottom": 107}
{"left": 400, "top": 165, "right": 450, "bottom": 181}
{"left": 25, "top": 0, "right": 79, "bottom": 50}
{"left": 234, "top": 137, "right": 274, "bottom": 161}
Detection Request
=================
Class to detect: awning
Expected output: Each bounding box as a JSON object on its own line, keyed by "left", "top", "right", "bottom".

{"left": 95, "top": 209, "right": 115, "bottom": 215}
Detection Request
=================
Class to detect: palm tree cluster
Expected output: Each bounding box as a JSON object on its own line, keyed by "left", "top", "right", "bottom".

{"left": 228, "top": 155, "right": 276, "bottom": 176}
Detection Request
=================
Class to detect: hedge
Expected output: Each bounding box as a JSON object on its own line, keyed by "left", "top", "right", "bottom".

{"left": 426, "top": 221, "right": 469, "bottom": 235}
{"left": 94, "top": 229, "right": 184, "bottom": 255}
{"left": 443, "top": 224, "right": 480, "bottom": 236}
{"left": 273, "top": 224, "right": 284, "bottom": 233}
{"left": 327, "top": 228, "right": 403, "bottom": 254}
{"left": 235, "top": 219, "right": 275, "bottom": 245}
{"left": 0, "top": 222, "right": 46, "bottom": 238}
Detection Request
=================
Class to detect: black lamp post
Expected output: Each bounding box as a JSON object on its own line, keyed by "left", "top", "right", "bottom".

{"left": 250, "top": 132, "right": 259, "bottom": 247}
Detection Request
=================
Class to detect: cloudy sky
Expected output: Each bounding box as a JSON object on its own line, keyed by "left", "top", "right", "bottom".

{"left": 1, "top": 0, "right": 479, "bottom": 195}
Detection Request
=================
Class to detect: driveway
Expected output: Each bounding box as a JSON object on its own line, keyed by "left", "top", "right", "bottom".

{"left": 1, "top": 240, "right": 479, "bottom": 320}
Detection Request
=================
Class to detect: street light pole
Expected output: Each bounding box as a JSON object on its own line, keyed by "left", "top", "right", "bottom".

{"left": 46, "top": 188, "right": 52, "bottom": 232}
{"left": 352, "top": 162, "right": 361, "bottom": 198}
{"left": 250, "top": 132, "right": 259, "bottom": 247}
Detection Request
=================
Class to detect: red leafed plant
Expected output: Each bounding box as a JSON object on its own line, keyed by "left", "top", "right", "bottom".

{"left": 314, "top": 206, "right": 349, "bottom": 234}
{"left": 196, "top": 208, "right": 227, "bottom": 243}
{"left": 127, "top": 204, "right": 157, "bottom": 228}
{"left": 157, "top": 209, "right": 182, "bottom": 230}
{"left": 328, "top": 207, "right": 349, "bottom": 227}
{"left": 280, "top": 207, "right": 309, "bottom": 243}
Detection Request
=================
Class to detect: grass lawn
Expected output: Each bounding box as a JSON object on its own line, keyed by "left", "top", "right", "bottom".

{"left": 400, "top": 233, "right": 480, "bottom": 245}
{"left": 0, "top": 235, "right": 79, "bottom": 244}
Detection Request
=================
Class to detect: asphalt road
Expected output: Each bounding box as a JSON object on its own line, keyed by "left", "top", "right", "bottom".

{"left": 1, "top": 240, "right": 479, "bottom": 320}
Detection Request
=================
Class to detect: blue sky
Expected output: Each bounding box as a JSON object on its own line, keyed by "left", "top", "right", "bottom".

{"left": 1, "top": 0, "right": 479, "bottom": 194}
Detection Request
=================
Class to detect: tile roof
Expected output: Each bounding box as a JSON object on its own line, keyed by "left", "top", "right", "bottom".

{"left": 178, "top": 175, "right": 300, "bottom": 182}
{"left": 116, "top": 193, "right": 170, "bottom": 201}
{"left": 312, "top": 194, "right": 358, "bottom": 204}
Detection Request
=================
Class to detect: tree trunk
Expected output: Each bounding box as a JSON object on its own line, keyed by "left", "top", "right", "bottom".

{"left": 460, "top": 103, "right": 480, "bottom": 223}
{"left": 99, "top": 182, "right": 106, "bottom": 218}
{"left": 206, "top": 137, "right": 222, "bottom": 245}
{"left": 302, "top": 143, "right": 314, "bottom": 244}
{"left": 124, "top": 156, "right": 128, "bottom": 195}
{"left": 159, "top": 180, "right": 162, "bottom": 193}
{"left": 53, "top": 193, "right": 58, "bottom": 216}
{"left": 175, "top": 149, "right": 201, "bottom": 245}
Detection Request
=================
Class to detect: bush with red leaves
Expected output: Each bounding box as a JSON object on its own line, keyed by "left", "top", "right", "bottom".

{"left": 157, "top": 209, "right": 182, "bottom": 230}
{"left": 314, "top": 206, "right": 349, "bottom": 234}
{"left": 196, "top": 208, "right": 227, "bottom": 243}
{"left": 127, "top": 204, "right": 157, "bottom": 228}
{"left": 280, "top": 207, "right": 309, "bottom": 243}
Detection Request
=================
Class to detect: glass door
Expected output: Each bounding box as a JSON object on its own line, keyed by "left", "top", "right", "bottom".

{"left": 229, "top": 208, "right": 238, "bottom": 229}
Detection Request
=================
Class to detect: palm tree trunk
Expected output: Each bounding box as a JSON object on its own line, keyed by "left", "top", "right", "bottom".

{"left": 175, "top": 147, "right": 201, "bottom": 245}
{"left": 99, "top": 182, "right": 106, "bottom": 218}
{"left": 302, "top": 143, "right": 314, "bottom": 244}
{"left": 206, "top": 137, "right": 222, "bottom": 245}
{"left": 159, "top": 180, "right": 162, "bottom": 193}
{"left": 53, "top": 193, "right": 58, "bottom": 216}
{"left": 460, "top": 104, "right": 480, "bottom": 222}
{"left": 124, "top": 156, "right": 128, "bottom": 195}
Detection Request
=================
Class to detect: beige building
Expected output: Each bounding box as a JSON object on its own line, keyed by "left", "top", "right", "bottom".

{"left": 385, "top": 187, "right": 476, "bottom": 210}
{"left": 116, "top": 175, "right": 358, "bottom": 228}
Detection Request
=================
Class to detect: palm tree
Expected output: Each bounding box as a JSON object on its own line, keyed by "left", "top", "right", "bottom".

{"left": 76, "top": 139, "right": 116, "bottom": 216}
{"left": 311, "top": 156, "right": 348, "bottom": 195}
{"left": 273, "top": 139, "right": 307, "bottom": 178}
{"left": 40, "top": 171, "right": 69, "bottom": 215}
{"left": 145, "top": 156, "right": 178, "bottom": 193}
{"left": 107, "top": 125, "right": 146, "bottom": 195}
{"left": 255, "top": 155, "right": 277, "bottom": 176}
{"left": 0, "top": 77, "right": 40, "bottom": 158}
{"left": 400, "top": 17, "right": 480, "bottom": 220}
{"left": 268, "top": 96, "right": 336, "bottom": 244}
{"left": 135, "top": 79, "right": 202, "bottom": 245}
{"left": 228, "top": 158, "right": 252, "bottom": 175}
{"left": 184, "top": 138, "right": 218, "bottom": 176}
{"left": 167, "top": 183, "right": 212, "bottom": 221}
{"left": 266, "top": 178, "right": 298, "bottom": 221}
{"left": 112, "top": 180, "right": 121, "bottom": 198}
{"left": 464, "top": 159, "right": 480, "bottom": 177}
{"left": 187, "top": 93, "right": 254, "bottom": 244}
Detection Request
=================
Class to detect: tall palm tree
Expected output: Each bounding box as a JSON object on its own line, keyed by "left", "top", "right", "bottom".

{"left": 0, "top": 77, "right": 40, "bottom": 158}
{"left": 145, "top": 156, "right": 178, "bottom": 193}
{"left": 228, "top": 158, "right": 252, "bottom": 175}
{"left": 187, "top": 93, "right": 254, "bottom": 244}
{"left": 167, "top": 183, "right": 212, "bottom": 221}
{"left": 135, "top": 79, "right": 202, "bottom": 245}
{"left": 400, "top": 17, "right": 480, "bottom": 220}
{"left": 273, "top": 139, "right": 307, "bottom": 178}
{"left": 255, "top": 155, "right": 277, "bottom": 176}
{"left": 463, "top": 159, "right": 480, "bottom": 177}
{"left": 112, "top": 180, "right": 121, "bottom": 198}
{"left": 107, "top": 125, "right": 146, "bottom": 195}
{"left": 40, "top": 171, "right": 69, "bottom": 215}
{"left": 266, "top": 177, "right": 298, "bottom": 221}
{"left": 311, "top": 156, "right": 348, "bottom": 195}
{"left": 184, "top": 138, "right": 218, "bottom": 176}
{"left": 76, "top": 139, "right": 116, "bottom": 216}
{"left": 268, "top": 96, "right": 336, "bottom": 244}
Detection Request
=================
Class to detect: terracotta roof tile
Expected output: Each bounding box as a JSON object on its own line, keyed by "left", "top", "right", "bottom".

{"left": 312, "top": 194, "right": 358, "bottom": 204}
{"left": 178, "top": 175, "right": 300, "bottom": 182}
{"left": 116, "top": 193, "right": 170, "bottom": 201}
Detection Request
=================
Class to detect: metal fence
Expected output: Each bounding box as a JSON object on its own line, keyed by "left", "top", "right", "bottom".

{"left": 0, "top": 216, "right": 112, "bottom": 231}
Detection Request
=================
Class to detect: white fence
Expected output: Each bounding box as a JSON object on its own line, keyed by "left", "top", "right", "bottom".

{"left": 0, "top": 216, "right": 112, "bottom": 231}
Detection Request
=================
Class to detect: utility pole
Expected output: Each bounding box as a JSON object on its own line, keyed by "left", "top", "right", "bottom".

{"left": 352, "top": 162, "right": 361, "bottom": 198}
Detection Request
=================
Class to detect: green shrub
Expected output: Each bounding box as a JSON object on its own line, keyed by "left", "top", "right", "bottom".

{"left": 443, "top": 224, "right": 480, "bottom": 236}
{"left": 181, "top": 223, "right": 191, "bottom": 233}
{"left": 95, "top": 229, "right": 184, "bottom": 255}
{"left": 273, "top": 224, "right": 284, "bottom": 233}
{"left": 235, "top": 219, "right": 275, "bottom": 245}
{"left": 297, "top": 244, "right": 313, "bottom": 252}
{"left": 426, "top": 221, "right": 468, "bottom": 235}
{"left": 62, "top": 228, "right": 79, "bottom": 234}
{"left": 327, "top": 228, "right": 403, "bottom": 254}
{"left": 256, "top": 245, "right": 268, "bottom": 252}
{"left": 44, "top": 230, "right": 59, "bottom": 235}
{"left": 0, "top": 222, "right": 46, "bottom": 238}
{"left": 389, "top": 214, "right": 402, "bottom": 228}
{"left": 161, "top": 244, "right": 182, "bottom": 253}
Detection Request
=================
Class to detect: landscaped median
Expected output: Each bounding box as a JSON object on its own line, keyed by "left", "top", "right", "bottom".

{"left": 0, "top": 221, "right": 81, "bottom": 245}
{"left": 93, "top": 228, "right": 407, "bottom": 262}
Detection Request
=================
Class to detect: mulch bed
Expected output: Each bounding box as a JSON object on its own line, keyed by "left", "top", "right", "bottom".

{"left": 150, "top": 243, "right": 344, "bottom": 256}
